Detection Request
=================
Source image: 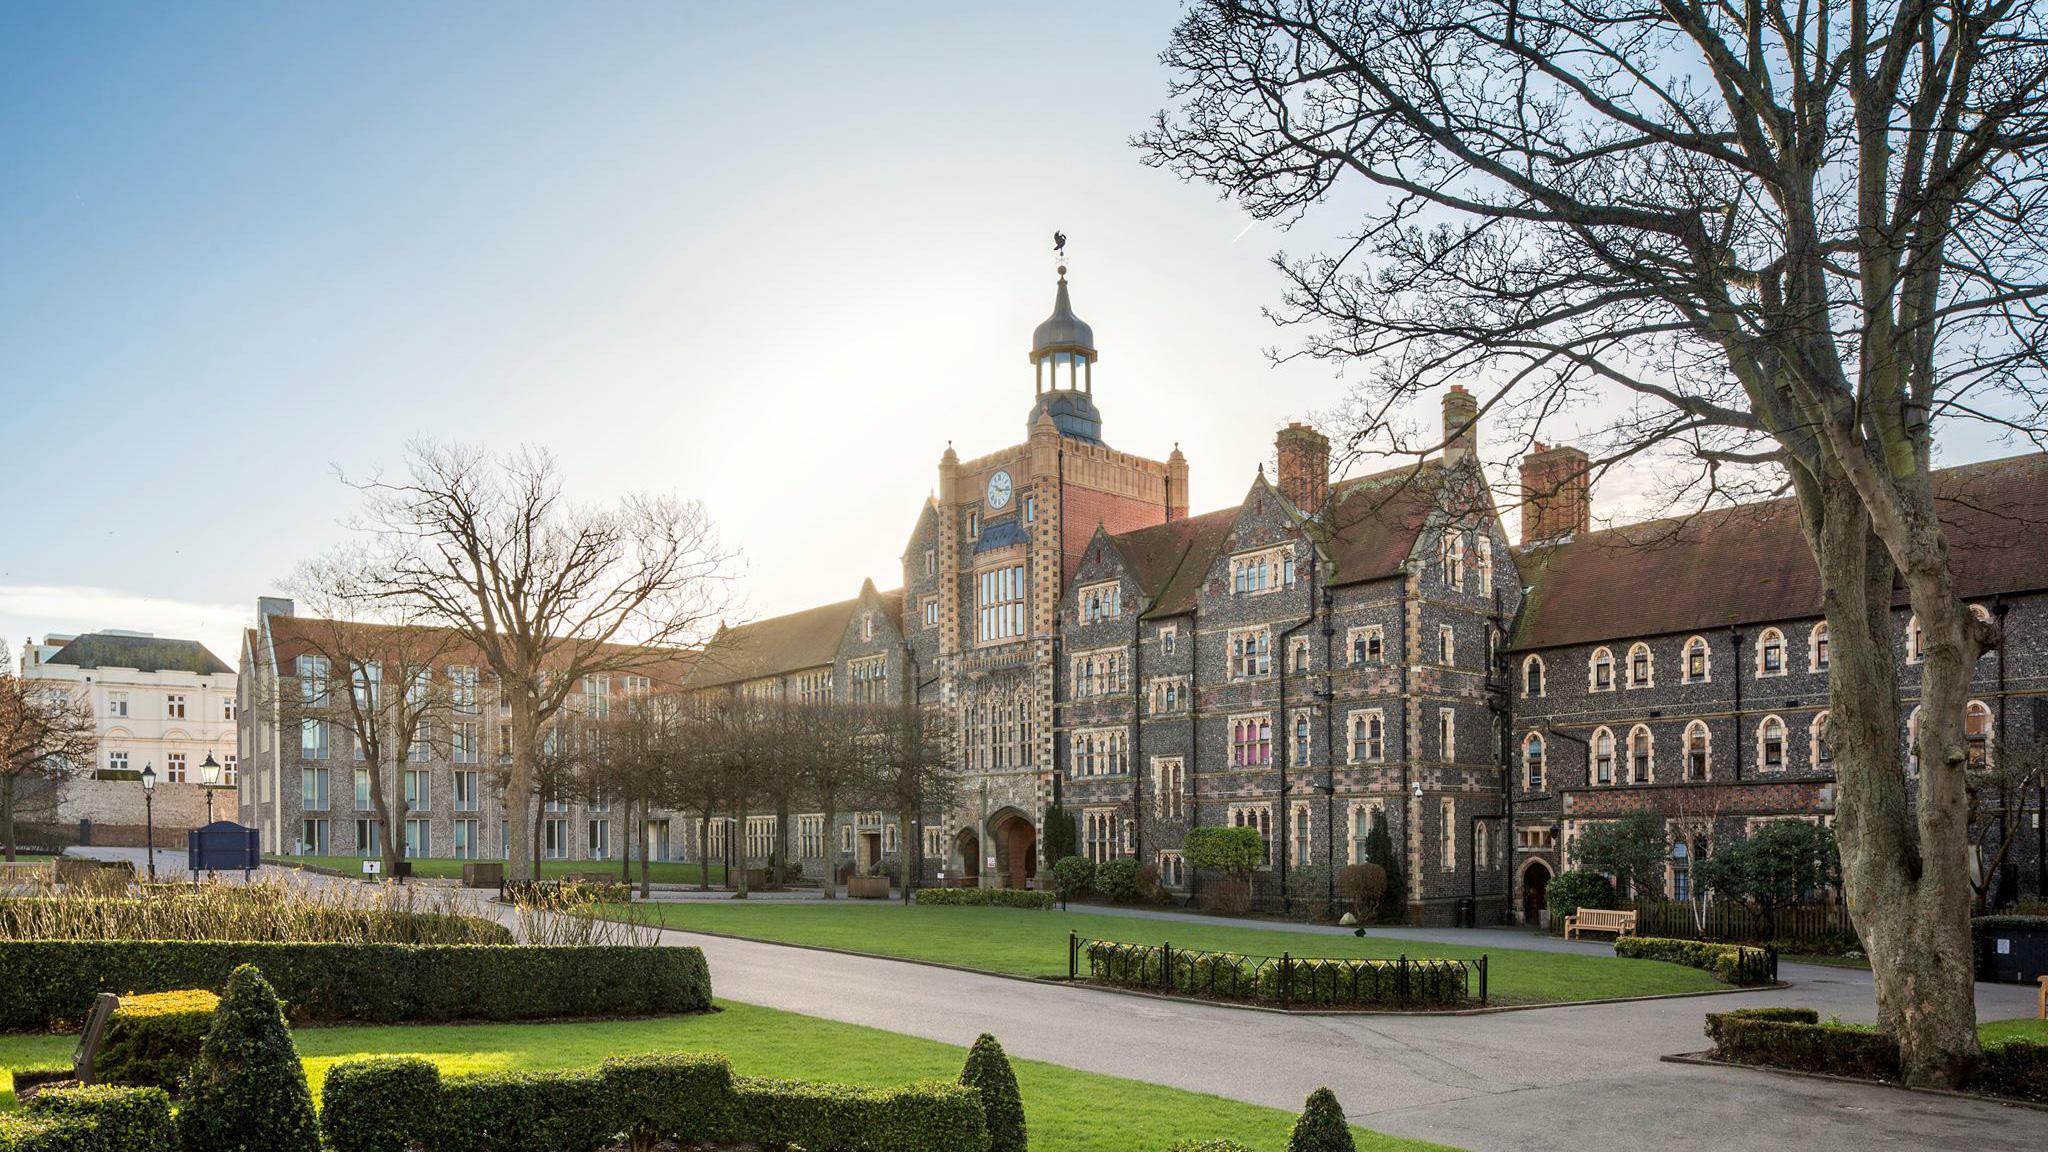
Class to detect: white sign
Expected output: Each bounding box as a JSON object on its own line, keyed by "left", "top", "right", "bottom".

{"left": 986, "top": 856, "right": 997, "bottom": 868}
{"left": 361, "top": 860, "right": 382, "bottom": 876}
{"left": 1996, "top": 938, "right": 2012, "bottom": 955}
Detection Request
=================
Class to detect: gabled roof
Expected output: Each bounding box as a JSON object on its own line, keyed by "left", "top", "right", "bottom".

{"left": 1510, "top": 452, "right": 2048, "bottom": 651}
{"left": 259, "top": 614, "right": 696, "bottom": 688}
{"left": 1107, "top": 459, "right": 1449, "bottom": 618}
{"left": 46, "top": 633, "right": 232, "bottom": 676}
{"left": 686, "top": 598, "right": 863, "bottom": 690}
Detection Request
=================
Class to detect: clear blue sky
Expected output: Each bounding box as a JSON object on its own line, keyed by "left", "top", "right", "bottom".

{"left": 0, "top": 2, "right": 2019, "bottom": 664}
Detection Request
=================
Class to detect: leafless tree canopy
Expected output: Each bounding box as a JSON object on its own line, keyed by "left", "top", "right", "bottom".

{"left": 1, "top": 643, "right": 99, "bottom": 861}
{"left": 1141, "top": 0, "right": 2048, "bottom": 1086}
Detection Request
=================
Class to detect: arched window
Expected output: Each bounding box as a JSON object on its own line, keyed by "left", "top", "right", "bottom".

{"left": 1293, "top": 713, "right": 1311, "bottom": 764}
{"left": 1590, "top": 647, "right": 1615, "bottom": 692}
{"left": 1627, "top": 724, "right": 1654, "bottom": 783}
{"left": 1626, "top": 642, "right": 1653, "bottom": 688}
{"left": 1906, "top": 706, "right": 1922, "bottom": 774}
{"left": 1684, "top": 720, "right": 1711, "bottom": 781}
{"left": 1523, "top": 655, "right": 1545, "bottom": 698}
{"left": 1441, "top": 534, "right": 1464, "bottom": 590}
{"left": 1757, "top": 628, "right": 1787, "bottom": 676}
{"left": 1474, "top": 536, "right": 1493, "bottom": 596}
{"left": 1971, "top": 605, "right": 1996, "bottom": 661}
{"left": 1591, "top": 727, "right": 1615, "bottom": 785}
{"left": 1683, "top": 636, "right": 1711, "bottom": 683}
{"left": 1809, "top": 623, "right": 1830, "bottom": 673}
{"left": 1758, "top": 715, "right": 1787, "bottom": 771}
{"left": 1671, "top": 840, "right": 1692, "bottom": 900}
{"left": 1906, "top": 615, "right": 1923, "bottom": 663}
{"left": 1967, "top": 700, "right": 1993, "bottom": 766}
{"left": 1523, "top": 732, "right": 1546, "bottom": 791}
{"left": 1810, "top": 712, "right": 1832, "bottom": 768}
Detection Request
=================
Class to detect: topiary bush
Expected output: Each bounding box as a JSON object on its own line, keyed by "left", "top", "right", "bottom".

{"left": 1096, "top": 858, "right": 1140, "bottom": 904}
{"left": 95, "top": 989, "right": 218, "bottom": 1093}
{"left": 320, "top": 1058, "right": 443, "bottom": 1152}
{"left": 1544, "top": 870, "right": 1617, "bottom": 925}
{"left": 1287, "top": 1087, "right": 1353, "bottom": 1152}
{"left": 959, "top": 1033, "right": 1026, "bottom": 1152}
{"left": 1051, "top": 856, "right": 1095, "bottom": 903}
{"left": 174, "top": 965, "right": 321, "bottom": 1152}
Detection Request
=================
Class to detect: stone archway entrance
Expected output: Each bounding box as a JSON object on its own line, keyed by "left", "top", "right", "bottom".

{"left": 954, "top": 828, "right": 981, "bottom": 885}
{"left": 1521, "top": 858, "right": 1553, "bottom": 926}
{"left": 990, "top": 811, "right": 1037, "bottom": 889}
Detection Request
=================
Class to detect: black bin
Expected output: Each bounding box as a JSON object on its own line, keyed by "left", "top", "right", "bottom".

{"left": 1976, "top": 919, "right": 2048, "bottom": 984}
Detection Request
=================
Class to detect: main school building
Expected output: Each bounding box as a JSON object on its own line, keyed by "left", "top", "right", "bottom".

{"left": 238, "top": 256, "right": 2048, "bottom": 922}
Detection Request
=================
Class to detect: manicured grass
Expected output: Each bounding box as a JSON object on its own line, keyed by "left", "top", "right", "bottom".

{"left": 1981, "top": 1017, "right": 2048, "bottom": 1047}
{"left": 610, "top": 902, "right": 1726, "bottom": 1004}
{"left": 0, "top": 1003, "right": 1451, "bottom": 1151}
{"left": 266, "top": 854, "right": 727, "bottom": 885}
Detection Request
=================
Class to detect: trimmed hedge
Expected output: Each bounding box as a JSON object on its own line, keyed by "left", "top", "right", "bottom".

{"left": 0, "top": 1085, "right": 174, "bottom": 1152}
{"left": 1977, "top": 1038, "right": 2048, "bottom": 1104}
{"left": 320, "top": 1052, "right": 989, "bottom": 1152}
{"left": 1096, "top": 859, "right": 1140, "bottom": 903}
{"left": 95, "top": 989, "right": 218, "bottom": 1092}
{"left": 0, "top": 941, "right": 711, "bottom": 1029}
{"left": 1706, "top": 1006, "right": 2048, "bottom": 1103}
{"left": 6, "top": 1068, "right": 73, "bottom": 1095}
{"left": 914, "top": 888, "right": 1056, "bottom": 910}
{"left": 1614, "top": 936, "right": 1773, "bottom": 983}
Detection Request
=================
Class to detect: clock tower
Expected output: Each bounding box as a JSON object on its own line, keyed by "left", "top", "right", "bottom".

{"left": 908, "top": 244, "right": 1190, "bottom": 888}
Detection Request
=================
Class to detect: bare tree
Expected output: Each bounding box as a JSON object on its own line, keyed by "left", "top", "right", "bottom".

{"left": 589, "top": 682, "right": 681, "bottom": 898}
{"left": 350, "top": 443, "right": 731, "bottom": 881}
{"left": 0, "top": 644, "right": 98, "bottom": 861}
{"left": 1141, "top": 0, "right": 2048, "bottom": 1085}
{"left": 867, "top": 701, "right": 954, "bottom": 904}
{"left": 669, "top": 701, "right": 731, "bottom": 891}
{"left": 1968, "top": 735, "right": 2047, "bottom": 909}
{"left": 800, "top": 701, "right": 879, "bottom": 899}
{"left": 288, "top": 550, "right": 459, "bottom": 878}
{"left": 1668, "top": 782, "right": 1740, "bottom": 936}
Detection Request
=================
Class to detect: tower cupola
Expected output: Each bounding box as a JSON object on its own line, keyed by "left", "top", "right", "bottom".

{"left": 1027, "top": 231, "right": 1104, "bottom": 443}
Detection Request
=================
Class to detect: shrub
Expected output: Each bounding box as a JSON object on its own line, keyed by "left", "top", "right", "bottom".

{"left": 431, "top": 1068, "right": 617, "bottom": 1152}
{"left": 1085, "top": 941, "right": 1470, "bottom": 1007}
{"left": 1165, "top": 1142, "right": 1254, "bottom": 1152}
{"left": 733, "top": 1075, "right": 988, "bottom": 1152}
{"left": 1182, "top": 828, "right": 1263, "bottom": 877}
{"left": 1042, "top": 803, "right": 1078, "bottom": 863}
{"left": 1335, "top": 864, "right": 1387, "bottom": 923}
{"left": 320, "top": 1059, "right": 444, "bottom": 1152}
{"left": 601, "top": 1053, "right": 736, "bottom": 1148}
{"left": 175, "top": 966, "right": 321, "bottom": 1152}
{"left": 1, "top": 1085, "right": 175, "bottom": 1151}
{"left": 1614, "top": 936, "right": 1773, "bottom": 983}
{"left": 94, "top": 989, "right": 218, "bottom": 1092}
{"left": 1052, "top": 856, "right": 1095, "bottom": 901}
{"left": 0, "top": 940, "right": 711, "bottom": 1029}
{"left": 1135, "top": 863, "right": 1164, "bottom": 903}
{"left": 1976, "top": 1038, "right": 2048, "bottom": 1104}
{"left": 0, "top": 884, "right": 510, "bottom": 945}
{"left": 1703, "top": 1007, "right": 1899, "bottom": 1081}
{"left": 1287, "top": 1087, "right": 1353, "bottom": 1152}
{"left": 1544, "top": 870, "right": 1616, "bottom": 924}
{"left": 960, "top": 1034, "right": 1026, "bottom": 1152}
{"left": 913, "top": 888, "right": 1056, "bottom": 910}
{"left": 1096, "top": 858, "right": 1141, "bottom": 904}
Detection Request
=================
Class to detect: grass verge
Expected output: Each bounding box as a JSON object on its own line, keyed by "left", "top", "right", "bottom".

{"left": 0, "top": 1002, "right": 1452, "bottom": 1151}
{"left": 607, "top": 901, "right": 1726, "bottom": 1004}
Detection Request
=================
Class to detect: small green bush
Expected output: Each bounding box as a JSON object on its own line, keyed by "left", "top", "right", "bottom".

{"left": 600, "top": 1053, "right": 736, "bottom": 1147}
{"left": 1704, "top": 1007, "right": 1899, "bottom": 1081}
{"left": 914, "top": 888, "right": 1056, "bottom": 910}
{"left": 1165, "top": 1142, "right": 1254, "bottom": 1152}
{"left": 735, "top": 1074, "right": 989, "bottom": 1152}
{"left": 1052, "top": 856, "right": 1095, "bottom": 901}
{"left": 0, "top": 940, "right": 711, "bottom": 1029}
{"left": 1614, "top": 936, "right": 1772, "bottom": 983}
{"left": 174, "top": 966, "right": 322, "bottom": 1152}
{"left": 1544, "top": 870, "right": 1616, "bottom": 923}
{"left": 95, "top": 989, "right": 218, "bottom": 1092}
{"left": 1096, "top": 859, "right": 1141, "bottom": 903}
{"left": 20, "top": 1085, "right": 174, "bottom": 1150}
{"left": 320, "top": 1058, "right": 443, "bottom": 1152}
{"left": 431, "top": 1068, "right": 617, "bottom": 1152}
{"left": 960, "top": 1033, "right": 1026, "bottom": 1152}
{"left": 1182, "top": 828, "right": 1264, "bottom": 877}
{"left": 1287, "top": 1087, "right": 1353, "bottom": 1152}
{"left": 1976, "top": 1038, "right": 2048, "bottom": 1104}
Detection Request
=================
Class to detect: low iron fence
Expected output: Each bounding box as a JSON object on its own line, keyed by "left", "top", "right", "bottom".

{"left": 1070, "top": 933, "right": 1485, "bottom": 1008}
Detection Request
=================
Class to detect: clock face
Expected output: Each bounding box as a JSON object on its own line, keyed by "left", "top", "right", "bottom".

{"left": 986, "top": 470, "right": 1014, "bottom": 510}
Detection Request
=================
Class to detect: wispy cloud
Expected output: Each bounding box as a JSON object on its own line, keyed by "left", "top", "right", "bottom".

{"left": 0, "top": 586, "right": 252, "bottom": 668}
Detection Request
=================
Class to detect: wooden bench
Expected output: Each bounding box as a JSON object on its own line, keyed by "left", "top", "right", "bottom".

{"left": 2037, "top": 974, "right": 2045, "bottom": 1021}
{"left": 1563, "top": 908, "right": 1638, "bottom": 940}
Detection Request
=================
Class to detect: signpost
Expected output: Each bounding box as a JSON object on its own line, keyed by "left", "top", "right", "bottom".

{"left": 361, "top": 859, "right": 382, "bottom": 880}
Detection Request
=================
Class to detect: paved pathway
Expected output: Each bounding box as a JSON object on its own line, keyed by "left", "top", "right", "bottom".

{"left": 63, "top": 848, "right": 2047, "bottom": 1151}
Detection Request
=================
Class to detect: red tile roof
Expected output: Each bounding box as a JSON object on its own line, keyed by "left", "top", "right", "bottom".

{"left": 1510, "top": 453, "right": 2048, "bottom": 650}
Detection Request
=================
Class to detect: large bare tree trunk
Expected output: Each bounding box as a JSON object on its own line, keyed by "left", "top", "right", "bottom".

{"left": 1809, "top": 475, "right": 1980, "bottom": 1085}
{"left": 732, "top": 808, "right": 750, "bottom": 898}
{"left": 821, "top": 797, "right": 838, "bottom": 900}
{"left": 508, "top": 695, "right": 537, "bottom": 882}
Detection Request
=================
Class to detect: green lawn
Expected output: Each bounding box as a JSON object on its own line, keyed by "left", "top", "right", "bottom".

{"left": 266, "top": 854, "right": 727, "bottom": 885}
{"left": 0, "top": 1003, "right": 1450, "bottom": 1152}
{"left": 1981, "top": 1017, "right": 2048, "bottom": 1047}
{"left": 608, "top": 902, "right": 1726, "bottom": 1005}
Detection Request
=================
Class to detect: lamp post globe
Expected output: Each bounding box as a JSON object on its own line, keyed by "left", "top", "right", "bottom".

{"left": 139, "top": 764, "right": 157, "bottom": 881}
{"left": 199, "top": 752, "right": 222, "bottom": 823}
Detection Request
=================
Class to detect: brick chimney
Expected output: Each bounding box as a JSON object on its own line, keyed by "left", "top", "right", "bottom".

{"left": 1275, "top": 422, "right": 1330, "bottom": 510}
{"left": 1442, "top": 385, "right": 1479, "bottom": 465}
{"left": 1519, "top": 442, "right": 1591, "bottom": 544}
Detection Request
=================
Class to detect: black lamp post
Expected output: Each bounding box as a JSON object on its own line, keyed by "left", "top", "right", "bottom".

{"left": 140, "top": 763, "right": 157, "bottom": 881}
{"left": 199, "top": 752, "right": 222, "bottom": 823}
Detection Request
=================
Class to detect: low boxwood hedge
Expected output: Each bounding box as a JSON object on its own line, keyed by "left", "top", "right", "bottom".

{"left": 1613, "top": 936, "right": 1773, "bottom": 983}
{"left": 320, "top": 1052, "right": 989, "bottom": 1152}
{"left": 0, "top": 1085, "right": 174, "bottom": 1151}
{"left": 1705, "top": 1006, "right": 2048, "bottom": 1102}
{"left": 913, "top": 888, "right": 1056, "bottom": 910}
{"left": 95, "top": 989, "right": 218, "bottom": 1092}
{"left": 0, "top": 941, "right": 710, "bottom": 1030}
{"left": 1977, "top": 1037, "right": 2048, "bottom": 1104}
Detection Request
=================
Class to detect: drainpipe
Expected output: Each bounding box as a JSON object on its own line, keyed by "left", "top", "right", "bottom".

{"left": 1395, "top": 571, "right": 1412, "bottom": 920}
{"left": 1728, "top": 627, "right": 1745, "bottom": 782}
{"left": 1320, "top": 583, "right": 1336, "bottom": 912}
{"left": 1188, "top": 615, "right": 1201, "bottom": 905}
{"left": 1276, "top": 556, "right": 1318, "bottom": 914}
{"left": 1130, "top": 596, "right": 1144, "bottom": 862}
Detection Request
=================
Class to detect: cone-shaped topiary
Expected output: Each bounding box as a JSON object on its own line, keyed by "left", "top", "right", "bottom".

{"left": 176, "top": 965, "right": 321, "bottom": 1152}
{"left": 959, "top": 1032, "right": 1027, "bottom": 1152}
{"left": 1287, "top": 1087, "right": 1354, "bottom": 1152}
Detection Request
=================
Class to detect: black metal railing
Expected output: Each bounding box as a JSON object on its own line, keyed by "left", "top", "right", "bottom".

{"left": 1069, "top": 933, "right": 1485, "bottom": 1008}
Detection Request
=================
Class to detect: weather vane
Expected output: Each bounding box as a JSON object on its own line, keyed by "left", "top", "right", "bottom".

{"left": 1053, "top": 230, "right": 1067, "bottom": 261}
